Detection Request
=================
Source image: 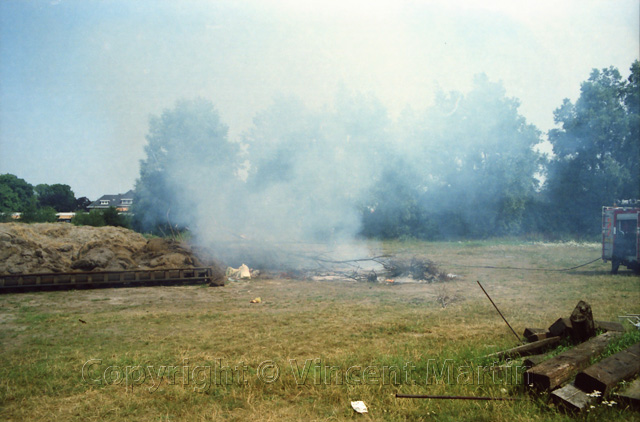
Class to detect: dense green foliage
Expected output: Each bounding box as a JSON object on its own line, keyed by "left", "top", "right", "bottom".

{"left": 0, "top": 174, "right": 34, "bottom": 214}
{"left": 545, "top": 61, "right": 639, "bottom": 236}
{"left": 71, "top": 210, "right": 106, "bottom": 227}
{"left": 72, "top": 207, "right": 130, "bottom": 228}
{"left": 0, "top": 174, "right": 130, "bottom": 227}
{"left": 1, "top": 176, "right": 79, "bottom": 214}
{"left": 19, "top": 204, "right": 57, "bottom": 223}
{"left": 34, "top": 183, "right": 76, "bottom": 212}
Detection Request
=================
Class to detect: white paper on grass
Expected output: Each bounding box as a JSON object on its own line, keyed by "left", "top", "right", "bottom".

{"left": 351, "top": 401, "right": 368, "bottom": 413}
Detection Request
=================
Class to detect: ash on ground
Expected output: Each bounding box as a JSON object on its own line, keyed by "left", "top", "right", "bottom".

{"left": 306, "top": 256, "right": 453, "bottom": 284}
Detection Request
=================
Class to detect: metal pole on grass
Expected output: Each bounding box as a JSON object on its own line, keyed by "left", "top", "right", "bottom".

{"left": 396, "top": 393, "right": 522, "bottom": 401}
{"left": 477, "top": 280, "right": 524, "bottom": 345}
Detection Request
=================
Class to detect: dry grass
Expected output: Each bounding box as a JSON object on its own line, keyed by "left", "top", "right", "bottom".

{"left": 1, "top": 240, "right": 639, "bottom": 421}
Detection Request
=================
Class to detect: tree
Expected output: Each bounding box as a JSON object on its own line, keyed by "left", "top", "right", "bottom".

{"left": 132, "top": 98, "right": 240, "bottom": 234}
{"left": 75, "top": 197, "right": 92, "bottom": 212}
{"left": 72, "top": 210, "right": 106, "bottom": 227}
{"left": 72, "top": 207, "right": 130, "bottom": 228}
{"left": 20, "top": 203, "right": 57, "bottom": 223}
{"left": 103, "top": 206, "right": 130, "bottom": 228}
{"left": 427, "top": 75, "right": 542, "bottom": 237}
{"left": 545, "top": 61, "right": 639, "bottom": 235}
{"left": 360, "top": 164, "right": 437, "bottom": 239}
{"left": 0, "top": 174, "right": 34, "bottom": 213}
{"left": 35, "top": 183, "right": 76, "bottom": 212}
{"left": 362, "top": 75, "right": 543, "bottom": 239}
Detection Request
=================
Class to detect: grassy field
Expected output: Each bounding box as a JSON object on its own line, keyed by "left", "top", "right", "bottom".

{"left": 1, "top": 240, "right": 639, "bottom": 421}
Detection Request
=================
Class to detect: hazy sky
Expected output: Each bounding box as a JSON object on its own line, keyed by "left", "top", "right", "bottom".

{"left": 1, "top": 0, "right": 638, "bottom": 199}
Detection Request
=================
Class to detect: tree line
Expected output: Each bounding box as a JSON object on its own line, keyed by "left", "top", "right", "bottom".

{"left": 0, "top": 176, "right": 129, "bottom": 227}
{"left": 2, "top": 61, "right": 637, "bottom": 240}
{"left": 0, "top": 176, "right": 86, "bottom": 222}
{"left": 133, "top": 61, "right": 638, "bottom": 241}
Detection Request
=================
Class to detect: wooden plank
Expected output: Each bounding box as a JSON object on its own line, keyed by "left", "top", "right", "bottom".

{"left": 549, "top": 318, "right": 573, "bottom": 338}
{"left": 529, "top": 332, "right": 551, "bottom": 342}
{"left": 486, "top": 336, "right": 561, "bottom": 359}
{"left": 525, "top": 331, "right": 621, "bottom": 391}
{"left": 523, "top": 354, "right": 549, "bottom": 369}
{"left": 551, "top": 382, "right": 595, "bottom": 412}
{"left": 595, "top": 321, "right": 625, "bottom": 333}
{"left": 574, "top": 342, "right": 640, "bottom": 396}
{"left": 615, "top": 377, "right": 640, "bottom": 409}
{"left": 523, "top": 327, "right": 545, "bottom": 339}
{"left": 523, "top": 328, "right": 551, "bottom": 342}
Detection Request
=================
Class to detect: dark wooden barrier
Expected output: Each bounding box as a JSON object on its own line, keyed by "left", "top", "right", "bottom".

{"left": 0, "top": 267, "right": 222, "bottom": 292}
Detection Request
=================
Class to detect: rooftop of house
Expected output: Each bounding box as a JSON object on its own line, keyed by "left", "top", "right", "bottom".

{"left": 87, "top": 189, "right": 135, "bottom": 210}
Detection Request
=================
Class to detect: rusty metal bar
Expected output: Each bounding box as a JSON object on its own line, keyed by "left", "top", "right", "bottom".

{"left": 396, "top": 393, "right": 522, "bottom": 401}
{"left": 477, "top": 280, "right": 524, "bottom": 345}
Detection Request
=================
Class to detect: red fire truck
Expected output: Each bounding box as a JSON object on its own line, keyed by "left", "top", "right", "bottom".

{"left": 602, "top": 200, "right": 640, "bottom": 274}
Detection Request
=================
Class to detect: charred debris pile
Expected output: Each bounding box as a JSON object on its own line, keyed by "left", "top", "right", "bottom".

{"left": 488, "top": 300, "right": 640, "bottom": 412}
{"left": 280, "top": 255, "right": 454, "bottom": 284}
{"left": 226, "top": 245, "right": 455, "bottom": 283}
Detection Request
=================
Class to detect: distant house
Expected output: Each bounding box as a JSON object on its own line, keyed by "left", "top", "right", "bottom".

{"left": 87, "top": 190, "right": 135, "bottom": 212}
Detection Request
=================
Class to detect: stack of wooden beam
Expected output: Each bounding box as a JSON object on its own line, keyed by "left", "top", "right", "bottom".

{"left": 499, "top": 300, "right": 639, "bottom": 412}
{"left": 487, "top": 300, "right": 640, "bottom": 412}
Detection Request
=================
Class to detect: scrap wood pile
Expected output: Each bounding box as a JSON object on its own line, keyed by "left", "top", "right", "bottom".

{"left": 489, "top": 300, "right": 640, "bottom": 412}
{"left": 378, "top": 257, "right": 451, "bottom": 283}
{"left": 217, "top": 242, "right": 454, "bottom": 284}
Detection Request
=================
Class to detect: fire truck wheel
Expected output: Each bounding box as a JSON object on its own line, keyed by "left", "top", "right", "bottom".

{"left": 611, "top": 260, "right": 620, "bottom": 274}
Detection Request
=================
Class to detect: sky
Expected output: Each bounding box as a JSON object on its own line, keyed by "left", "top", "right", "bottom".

{"left": 0, "top": 0, "right": 638, "bottom": 200}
